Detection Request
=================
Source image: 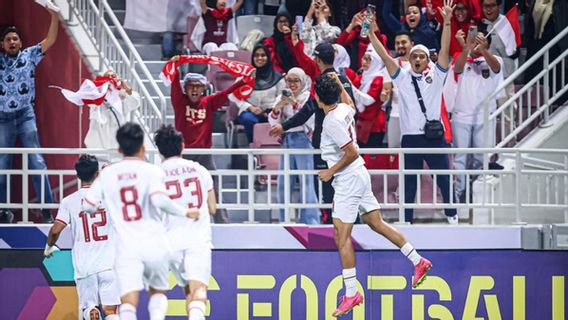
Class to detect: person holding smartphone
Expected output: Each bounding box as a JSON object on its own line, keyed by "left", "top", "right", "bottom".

{"left": 268, "top": 68, "right": 320, "bottom": 225}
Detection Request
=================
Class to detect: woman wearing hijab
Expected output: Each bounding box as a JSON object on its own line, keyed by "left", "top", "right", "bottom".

{"left": 300, "top": 0, "right": 341, "bottom": 57}
{"left": 263, "top": 12, "right": 299, "bottom": 73}
{"left": 332, "top": 44, "right": 357, "bottom": 81}
{"left": 382, "top": 0, "right": 439, "bottom": 50}
{"left": 449, "top": 0, "right": 478, "bottom": 56}
{"left": 353, "top": 46, "right": 390, "bottom": 148}
{"left": 237, "top": 44, "right": 286, "bottom": 143}
{"left": 268, "top": 68, "right": 320, "bottom": 224}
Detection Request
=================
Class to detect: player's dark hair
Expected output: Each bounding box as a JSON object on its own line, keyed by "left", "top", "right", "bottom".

{"left": 116, "top": 122, "right": 144, "bottom": 157}
{"left": 75, "top": 154, "right": 99, "bottom": 182}
{"left": 154, "top": 124, "right": 184, "bottom": 159}
{"left": 315, "top": 75, "right": 340, "bottom": 106}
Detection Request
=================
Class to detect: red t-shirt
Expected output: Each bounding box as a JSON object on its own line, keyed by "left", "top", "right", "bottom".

{"left": 202, "top": 8, "right": 233, "bottom": 46}
{"left": 171, "top": 73, "right": 244, "bottom": 148}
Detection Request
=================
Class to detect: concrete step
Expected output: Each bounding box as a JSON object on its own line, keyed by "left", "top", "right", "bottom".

{"left": 104, "top": 9, "right": 125, "bottom": 25}
{"left": 135, "top": 43, "right": 162, "bottom": 61}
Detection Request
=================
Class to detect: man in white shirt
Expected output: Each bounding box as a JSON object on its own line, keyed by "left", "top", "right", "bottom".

{"left": 369, "top": 0, "right": 458, "bottom": 224}
{"left": 154, "top": 125, "right": 216, "bottom": 320}
{"left": 316, "top": 74, "right": 432, "bottom": 317}
{"left": 386, "top": 30, "right": 414, "bottom": 148}
{"left": 45, "top": 155, "right": 120, "bottom": 320}
{"left": 83, "top": 122, "right": 199, "bottom": 320}
{"left": 450, "top": 28, "right": 505, "bottom": 202}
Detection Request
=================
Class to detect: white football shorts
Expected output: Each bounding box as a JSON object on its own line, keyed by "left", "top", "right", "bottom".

{"left": 115, "top": 244, "right": 169, "bottom": 296}
{"left": 169, "top": 244, "right": 212, "bottom": 287}
{"left": 76, "top": 269, "right": 120, "bottom": 310}
{"left": 331, "top": 167, "right": 381, "bottom": 223}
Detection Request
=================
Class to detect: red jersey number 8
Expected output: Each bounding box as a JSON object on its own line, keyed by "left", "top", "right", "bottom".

{"left": 120, "top": 186, "right": 142, "bottom": 221}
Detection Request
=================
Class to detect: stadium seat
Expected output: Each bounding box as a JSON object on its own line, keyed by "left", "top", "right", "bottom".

{"left": 236, "top": 15, "right": 275, "bottom": 46}
{"left": 225, "top": 103, "right": 244, "bottom": 148}
{"left": 250, "top": 123, "right": 280, "bottom": 185}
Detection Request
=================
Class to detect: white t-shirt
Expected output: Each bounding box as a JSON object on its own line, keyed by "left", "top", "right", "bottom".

{"left": 320, "top": 103, "right": 365, "bottom": 176}
{"left": 392, "top": 63, "right": 448, "bottom": 135}
{"left": 160, "top": 157, "right": 214, "bottom": 251}
{"left": 452, "top": 56, "right": 506, "bottom": 125}
{"left": 84, "top": 158, "right": 170, "bottom": 253}
{"left": 56, "top": 188, "right": 115, "bottom": 280}
{"left": 386, "top": 58, "right": 411, "bottom": 118}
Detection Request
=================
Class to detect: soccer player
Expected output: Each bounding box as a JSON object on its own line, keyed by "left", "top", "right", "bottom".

{"left": 44, "top": 154, "right": 120, "bottom": 320}
{"left": 83, "top": 122, "right": 199, "bottom": 320}
{"left": 315, "top": 74, "right": 432, "bottom": 317}
{"left": 154, "top": 125, "right": 216, "bottom": 320}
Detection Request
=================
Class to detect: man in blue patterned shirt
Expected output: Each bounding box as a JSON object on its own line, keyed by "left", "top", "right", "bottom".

{"left": 0, "top": 3, "right": 59, "bottom": 223}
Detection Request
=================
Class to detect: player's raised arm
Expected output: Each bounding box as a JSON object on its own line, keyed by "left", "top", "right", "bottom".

{"left": 151, "top": 190, "right": 200, "bottom": 220}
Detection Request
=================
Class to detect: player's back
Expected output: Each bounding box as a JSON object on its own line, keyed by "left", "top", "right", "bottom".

{"left": 57, "top": 188, "right": 115, "bottom": 280}
{"left": 92, "top": 158, "right": 168, "bottom": 252}
{"left": 160, "top": 157, "right": 213, "bottom": 250}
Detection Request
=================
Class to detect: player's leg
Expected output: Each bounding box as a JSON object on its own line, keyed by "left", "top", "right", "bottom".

{"left": 145, "top": 256, "right": 170, "bottom": 320}
{"left": 183, "top": 246, "right": 211, "bottom": 320}
{"left": 97, "top": 269, "right": 121, "bottom": 320}
{"left": 330, "top": 174, "right": 364, "bottom": 317}
{"left": 115, "top": 253, "right": 144, "bottom": 320}
{"left": 359, "top": 170, "right": 432, "bottom": 288}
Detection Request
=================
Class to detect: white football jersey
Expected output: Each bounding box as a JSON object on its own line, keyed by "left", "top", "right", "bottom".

{"left": 56, "top": 188, "right": 115, "bottom": 280}
{"left": 84, "top": 158, "right": 170, "bottom": 253}
{"left": 320, "top": 103, "right": 365, "bottom": 176}
{"left": 160, "top": 157, "right": 214, "bottom": 251}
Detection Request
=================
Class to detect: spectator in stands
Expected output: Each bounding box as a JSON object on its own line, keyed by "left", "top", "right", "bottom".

{"left": 0, "top": 4, "right": 59, "bottom": 223}
{"left": 84, "top": 70, "right": 141, "bottom": 153}
{"left": 449, "top": 0, "right": 478, "bottom": 56}
{"left": 299, "top": 0, "right": 341, "bottom": 57}
{"left": 240, "top": 0, "right": 258, "bottom": 15}
{"left": 263, "top": 12, "right": 299, "bottom": 73}
{"left": 237, "top": 44, "right": 285, "bottom": 143}
{"left": 168, "top": 55, "right": 251, "bottom": 223}
{"left": 198, "top": 0, "right": 243, "bottom": 55}
{"left": 269, "top": 42, "right": 356, "bottom": 224}
{"left": 268, "top": 68, "right": 320, "bottom": 224}
{"left": 382, "top": 0, "right": 440, "bottom": 50}
{"left": 450, "top": 28, "right": 504, "bottom": 203}
{"left": 387, "top": 31, "right": 414, "bottom": 149}
{"left": 369, "top": 0, "right": 458, "bottom": 224}
{"left": 336, "top": 11, "right": 388, "bottom": 70}
{"left": 354, "top": 46, "right": 390, "bottom": 148}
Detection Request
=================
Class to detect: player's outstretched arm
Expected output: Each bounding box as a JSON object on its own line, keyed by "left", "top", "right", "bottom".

{"left": 44, "top": 221, "right": 65, "bottom": 257}
{"left": 207, "top": 190, "right": 217, "bottom": 215}
{"left": 151, "top": 192, "right": 200, "bottom": 220}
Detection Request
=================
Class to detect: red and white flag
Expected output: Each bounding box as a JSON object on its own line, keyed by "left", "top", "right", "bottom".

{"left": 60, "top": 76, "right": 120, "bottom": 106}
{"left": 160, "top": 55, "right": 255, "bottom": 101}
{"left": 492, "top": 5, "right": 522, "bottom": 56}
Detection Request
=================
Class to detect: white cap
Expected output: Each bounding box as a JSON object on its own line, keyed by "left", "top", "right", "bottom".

{"left": 409, "top": 44, "right": 430, "bottom": 59}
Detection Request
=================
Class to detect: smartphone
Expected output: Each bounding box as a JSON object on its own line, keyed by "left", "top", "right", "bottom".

{"left": 282, "top": 89, "right": 292, "bottom": 97}
{"left": 296, "top": 16, "right": 303, "bottom": 34}
{"left": 468, "top": 26, "right": 478, "bottom": 41}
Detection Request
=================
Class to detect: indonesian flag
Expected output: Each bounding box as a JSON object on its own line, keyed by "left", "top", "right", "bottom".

{"left": 492, "top": 5, "right": 522, "bottom": 56}
{"left": 160, "top": 55, "right": 254, "bottom": 101}
{"left": 61, "top": 76, "right": 120, "bottom": 106}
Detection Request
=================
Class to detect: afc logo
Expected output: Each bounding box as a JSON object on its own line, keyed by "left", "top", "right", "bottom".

{"left": 186, "top": 106, "right": 207, "bottom": 124}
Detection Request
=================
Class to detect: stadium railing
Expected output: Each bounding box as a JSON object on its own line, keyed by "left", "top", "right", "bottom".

{"left": 483, "top": 26, "right": 568, "bottom": 149}
{"left": 1, "top": 148, "right": 566, "bottom": 224}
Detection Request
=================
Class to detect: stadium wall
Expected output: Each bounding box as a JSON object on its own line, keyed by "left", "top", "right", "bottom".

{"left": 0, "top": 0, "right": 92, "bottom": 204}
{"left": 0, "top": 225, "right": 566, "bottom": 319}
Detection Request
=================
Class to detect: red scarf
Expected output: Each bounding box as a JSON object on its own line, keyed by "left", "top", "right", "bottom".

{"left": 209, "top": 8, "right": 232, "bottom": 20}
{"left": 160, "top": 55, "right": 255, "bottom": 101}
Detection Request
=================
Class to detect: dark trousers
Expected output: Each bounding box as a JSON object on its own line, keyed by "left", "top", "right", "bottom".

{"left": 183, "top": 153, "right": 229, "bottom": 223}
{"left": 313, "top": 154, "right": 334, "bottom": 224}
{"left": 401, "top": 134, "right": 457, "bottom": 223}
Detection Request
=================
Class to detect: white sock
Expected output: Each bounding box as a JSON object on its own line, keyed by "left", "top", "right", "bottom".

{"left": 148, "top": 293, "right": 168, "bottom": 320}
{"left": 105, "top": 315, "right": 120, "bottom": 320}
{"left": 400, "top": 242, "right": 422, "bottom": 266}
{"left": 119, "top": 303, "right": 137, "bottom": 320}
{"left": 342, "top": 268, "right": 357, "bottom": 297}
{"left": 188, "top": 300, "right": 206, "bottom": 320}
